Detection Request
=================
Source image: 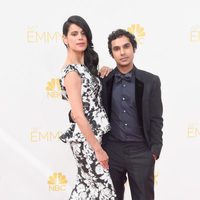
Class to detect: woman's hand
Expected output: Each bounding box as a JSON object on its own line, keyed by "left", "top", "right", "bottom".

{"left": 95, "top": 148, "right": 109, "bottom": 170}
{"left": 98, "top": 66, "right": 113, "bottom": 78}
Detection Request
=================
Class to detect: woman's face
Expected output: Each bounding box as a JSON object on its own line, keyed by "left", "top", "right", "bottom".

{"left": 63, "top": 24, "right": 88, "bottom": 52}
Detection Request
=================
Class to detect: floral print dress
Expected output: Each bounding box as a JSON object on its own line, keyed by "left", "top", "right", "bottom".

{"left": 59, "top": 64, "right": 116, "bottom": 200}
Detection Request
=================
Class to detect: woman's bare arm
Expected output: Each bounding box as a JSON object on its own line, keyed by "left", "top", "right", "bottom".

{"left": 64, "top": 71, "right": 109, "bottom": 169}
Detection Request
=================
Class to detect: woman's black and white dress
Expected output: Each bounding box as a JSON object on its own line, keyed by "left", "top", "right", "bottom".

{"left": 60, "top": 64, "right": 116, "bottom": 200}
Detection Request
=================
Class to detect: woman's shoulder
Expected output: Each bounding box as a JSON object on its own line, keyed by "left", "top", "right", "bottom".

{"left": 61, "top": 64, "right": 85, "bottom": 74}
{"left": 59, "top": 64, "right": 84, "bottom": 93}
{"left": 61, "top": 63, "right": 83, "bottom": 71}
{"left": 61, "top": 64, "right": 87, "bottom": 80}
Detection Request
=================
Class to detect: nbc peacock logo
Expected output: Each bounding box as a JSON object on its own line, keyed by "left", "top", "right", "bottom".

{"left": 46, "top": 78, "right": 61, "bottom": 98}
{"left": 48, "top": 172, "right": 67, "bottom": 191}
{"left": 127, "top": 24, "right": 146, "bottom": 44}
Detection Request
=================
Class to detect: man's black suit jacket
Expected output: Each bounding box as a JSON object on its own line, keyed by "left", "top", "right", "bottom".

{"left": 101, "top": 66, "right": 163, "bottom": 158}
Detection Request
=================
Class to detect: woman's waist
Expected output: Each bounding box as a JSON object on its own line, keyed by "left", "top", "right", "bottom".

{"left": 83, "top": 105, "right": 107, "bottom": 114}
{"left": 74, "top": 116, "right": 110, "bottom": 133}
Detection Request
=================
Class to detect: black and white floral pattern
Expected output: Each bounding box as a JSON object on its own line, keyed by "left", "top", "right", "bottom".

{"left": 60, "top": 64, "right": 116, "bottom": 199}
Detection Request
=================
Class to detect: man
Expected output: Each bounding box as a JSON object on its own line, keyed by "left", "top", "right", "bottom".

{"left": 101, "top": 29, "right": 163, "bottom": 200}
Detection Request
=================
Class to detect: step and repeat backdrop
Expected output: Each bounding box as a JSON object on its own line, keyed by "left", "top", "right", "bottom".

{"left": 0, "top": 0, "right": 200, "bottom": 199}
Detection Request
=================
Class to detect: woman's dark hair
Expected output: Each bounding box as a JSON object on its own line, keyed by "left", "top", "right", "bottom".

{"left": 108, "top": 29, "right": 137, "bottom": 57}
{"left": 63, "top": 15, "right": 99, "bottom": 76}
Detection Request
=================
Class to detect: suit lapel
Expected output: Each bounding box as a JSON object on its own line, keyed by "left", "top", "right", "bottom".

{"left": 103, "top": 67, "right": 144, "bottom": 124}
{"left": 135, "top": 68, "right": 144, "bottom": 126}
{"left": 102, "top": 69, "right": 116, "bottom": 119}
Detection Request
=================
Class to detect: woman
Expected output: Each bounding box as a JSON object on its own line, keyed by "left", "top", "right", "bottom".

{"left": 59, "top": 15, "right": 116, "bottom": 199}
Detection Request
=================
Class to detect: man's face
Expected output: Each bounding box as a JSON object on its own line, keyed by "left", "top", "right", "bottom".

{"left": 111, "top": 35, "right": 135, "bottom": 68}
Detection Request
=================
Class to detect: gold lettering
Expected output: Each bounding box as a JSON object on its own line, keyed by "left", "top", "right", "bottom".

{"left": 54, "top": 185, "right": 60, "bottom": 191}
{"left": 31, "top": 129, "right": 62, "bottom": 142}
{"left": 30, "top": 128, "right": 39, "bottom": 142}
{"left": 50, "top": 131, "right": 61, "bottom": 140}
{"left": 60, "top": 185, "right": 66, "bottom": 191}
{"left": 47, "top": 91, "right": 61, "bottom": 98}
{"left": 190, "top": 30, "right": 200, "bottom": 42}
{"left": 49, "top": 185, "right": 55, "bottom": 191}
{"left": 27, "top": 27, "right": 36, "bottom": 43}
{"left": 36, "top": 32, "right": 46, "bottom": 43}
{"left": 46, "top": 32, "right": 62, "bottom": 42}
{"left": 27, "top": 26, "right": 62, "bottom": 43}
{"left": 187, "top": 128, "right": 196, "bottom": 137}
{"left": 39, "top": 131, "right": 50, "bottom": 141}
{"left": 48, "top": 184, "right": 66, "bottom": 191}
{"left": 196, "top": 128, "right": 200, "bottom": 136}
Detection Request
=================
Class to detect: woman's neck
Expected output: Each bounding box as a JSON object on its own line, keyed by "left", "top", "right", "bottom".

{"left": 65, "top": 51, "right": 84, "bottom": 65}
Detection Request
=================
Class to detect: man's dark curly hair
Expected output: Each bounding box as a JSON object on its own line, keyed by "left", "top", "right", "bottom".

{"left": 108, "top": 29, "right": 137, "bottom": 57}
